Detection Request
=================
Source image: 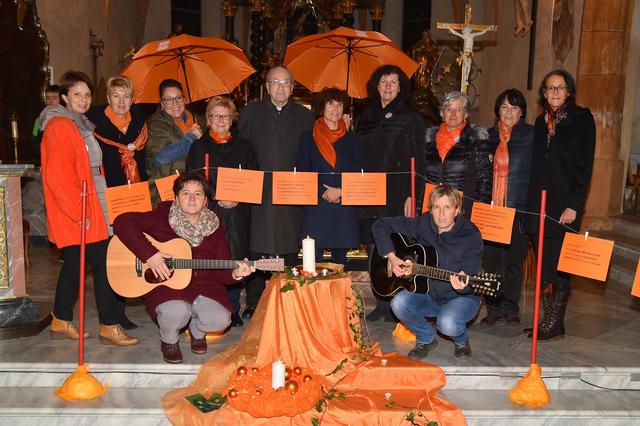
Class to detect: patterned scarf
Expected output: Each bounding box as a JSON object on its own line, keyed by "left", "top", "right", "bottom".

{"left": 545, "top": 106, "right": 567, "bottom": 144}
{"left": 168, "top": 199, "right": 219, "bottom": 247}
{"left": 312, "top": 117, "right": 346, "bottom": 169}
{"left": 173, "top": 110, "right": 196, "bottom": 135}
{"left": 436, "top": 121, "right": 465, "bottom": 161}
{"left": 492, "top": 121, "right": 513, "bottom": 207}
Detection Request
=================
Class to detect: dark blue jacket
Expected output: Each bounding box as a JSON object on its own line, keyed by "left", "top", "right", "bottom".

{"left": 372, "top": 213, "right": 483, "bottom": 304}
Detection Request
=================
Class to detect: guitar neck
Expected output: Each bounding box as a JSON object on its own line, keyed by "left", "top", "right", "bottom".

{"left": 172, "top": 259, "right": 247, "bottom": 270}
{"left": 411, "top": 264, "right": 468, "bottom": 284}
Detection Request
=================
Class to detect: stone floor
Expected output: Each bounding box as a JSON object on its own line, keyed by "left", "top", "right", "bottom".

{"left": 2, "top": 244, "right": 640, "bottom": 424}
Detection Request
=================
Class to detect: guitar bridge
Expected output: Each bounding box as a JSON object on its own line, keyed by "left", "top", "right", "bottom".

{"left": 135, "top": 257, "right": 142, "bottom": 277}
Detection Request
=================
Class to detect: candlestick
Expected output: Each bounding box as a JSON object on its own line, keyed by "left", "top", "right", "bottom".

{"left": 272, "top": 360, "right": 285, "bottom": 389}
{"left": 10, "top": 111, "right": 19, "bottom": 164}
{"left": 302, "top": 236, "right": 315, "bottom": 273}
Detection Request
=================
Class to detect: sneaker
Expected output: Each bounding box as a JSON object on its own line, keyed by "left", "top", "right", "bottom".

{"left": 407, "top": 339, "right": 439, "bottom": 360}
{"left": 454, "top": 341, "right": 472, "bottom": 358}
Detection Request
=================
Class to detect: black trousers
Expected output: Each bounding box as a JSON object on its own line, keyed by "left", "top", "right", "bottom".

{"left": 483, "top": 220, "right": 530, "bottom": 315}
{"left": 53, "top": 240, "right": 119, "bottom": 325}
{"left": 532, "top": 235, "right": 572, "bottom": 291}
{"left": 244, "top": 251, "right": 299, "bottom": 307}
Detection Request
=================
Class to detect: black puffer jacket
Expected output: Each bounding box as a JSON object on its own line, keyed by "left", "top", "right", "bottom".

{"left": 356, "top": 95, "right": 426, "bottom": 220}
{"left": 424, "top": 123, "right": 493, "bottom": 216}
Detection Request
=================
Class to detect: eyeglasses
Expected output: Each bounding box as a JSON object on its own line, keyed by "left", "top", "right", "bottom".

{"left": 268, "top": 79, "right": 292, "bottom": 87}
{"left": 207, "top": 114, "right": 233, "bottom": 122}
{"left": 545, "top": 85, "right": 568, "bottom": 93}
{"left": 161, "top": 95, "right": 185, "bottom": 104}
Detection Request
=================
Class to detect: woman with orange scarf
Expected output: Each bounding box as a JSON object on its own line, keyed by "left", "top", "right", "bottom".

{"left": 482, "top": 89, "right": 533, "bottom": 326}
{"left": 296, "top": 88, "right": 363, "bottom": 266}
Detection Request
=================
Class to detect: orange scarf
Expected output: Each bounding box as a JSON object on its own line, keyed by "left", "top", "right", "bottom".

{"left": 209, "top": 130, "right": 231, "bottom": 144}
{"left": 435, "top": 122, "right": 465, "bottom": 161}
{"left": 94, "top": 124, "right": 148, "bottom": 183}
{"left": 173, "top": 110, "right": 195, "bottom": 135}
{"left": 104, "top": 106, "right": 131, "bottom": 133}
{"left": 312, "top": 117, "right": 346, "bottom": 168}
{"left": 492, "top": 121, "right": 512, "bottom": 206}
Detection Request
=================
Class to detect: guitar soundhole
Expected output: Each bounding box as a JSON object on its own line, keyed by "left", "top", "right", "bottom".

{"left": 144, "top": 268, "right": 174, "bottom": 284}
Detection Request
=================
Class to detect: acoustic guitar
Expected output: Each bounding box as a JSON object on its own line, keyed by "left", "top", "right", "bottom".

{"left": 107, "top": 234, "right": 284, "bottom": 298}
{"left": 369, "top": 233, "right": 503, "bottom": 298}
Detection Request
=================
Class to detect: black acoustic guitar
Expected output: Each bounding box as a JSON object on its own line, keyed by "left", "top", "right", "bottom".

{"left": 369, "top": 233, "right": 503, "bottom": 298}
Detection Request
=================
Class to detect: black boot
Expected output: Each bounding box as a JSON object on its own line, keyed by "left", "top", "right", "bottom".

{"left": 523, "top": 284, "right": 553, "bottom": 334}
{"left": 529, "top": 285, "right": 570, "bottom": 341}
{"left": 366, "top": 299, "right": 392, "bottom": 322}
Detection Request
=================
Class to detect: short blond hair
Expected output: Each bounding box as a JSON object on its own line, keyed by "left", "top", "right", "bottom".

{"left": 107, "top": 76, "right": 134, "bottom": 97}
{"left": 428, "top": 184, "right": 462, "bottom": 211}
{"left": 206, "top": 95, "right": 236, "bottom": 115}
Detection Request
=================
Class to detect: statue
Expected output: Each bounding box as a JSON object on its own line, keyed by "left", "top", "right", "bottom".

{"left": 411, "top": 30, "right": 439, "bottom": 91}
{"left": 514, "top": 0, "right": 534, "bottom": 37}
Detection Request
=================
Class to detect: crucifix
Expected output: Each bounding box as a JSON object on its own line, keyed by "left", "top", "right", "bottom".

{"left": 437, "top": 4, "right": 497, "bottom": 94}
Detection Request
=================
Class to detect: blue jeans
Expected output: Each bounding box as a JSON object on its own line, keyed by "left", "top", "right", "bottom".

{"left": 390, "top": 290, "right": 480, "bottom": 345}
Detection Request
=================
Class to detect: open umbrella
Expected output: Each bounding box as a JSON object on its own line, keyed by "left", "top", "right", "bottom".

{"left": 123, "top": 34, "right": 255, "bottom": 104}
{"left": 283, "top": 27, "right": 418, "bottom": 99}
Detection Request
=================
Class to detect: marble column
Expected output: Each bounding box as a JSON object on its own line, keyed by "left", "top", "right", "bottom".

{"left": 0, "top": 164, "right": 47, "bottom": 339}
{"left": 578, "top": 1, "right": 632, "bottom": 230}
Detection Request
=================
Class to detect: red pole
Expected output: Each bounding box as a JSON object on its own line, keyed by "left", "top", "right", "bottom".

{"left": 204, "top": 153, "right": 210, "bottom": 182}
{"left": 530, "top": 190, "right": 547, "bottom": 364}
{"left": 410, "top": 157, "right": 416, "bottom": 218}
{"left": 78, "top": 181, "right": 88, "bottom": 366}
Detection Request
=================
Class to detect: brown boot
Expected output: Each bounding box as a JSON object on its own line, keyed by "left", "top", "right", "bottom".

{"left": 161, "top": 341, "right": 183, "bottom": 363}
{"left": 50, "top": 313, "right": 90, "bottom": 340}
{"left": 190, "top": 334, "right": 207, "bottom": 354}
{"left": 98, "top": 324, "right": 139, "bottom": 346}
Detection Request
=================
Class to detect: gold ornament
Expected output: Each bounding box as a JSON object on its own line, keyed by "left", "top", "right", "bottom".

{"left": 228, "top": 388, "right": 239, "bottom": 398}
{"left": 255, "top": 387, "right": 263, "bottom": 395}
{"left": 286, "top": 380, "right": 299, "bottom": 394}
{"left": 252, "top": 367, "right": 259, "bottom": 373}
{"left": 237, "top": 366, "right": 247, "bottom": 376}
{"left": 285, "top": 367, "right": 292, "bottom": 379}
{"left": 303, "top": 375, "right": 312, "bottom": 382}
{"left": 293, "top": 366, "right": 302, "bottom": 375}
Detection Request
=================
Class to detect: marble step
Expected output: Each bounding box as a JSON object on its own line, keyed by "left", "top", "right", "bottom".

{"left": 1, "top": 386, "right": 639, "bottom": 425}
{"left": 3, "top": 362, "right": 640, "bottom": 391}
{"left": 590, "top": 229, "right": 640, "bottom": 263}
{"left": 612, "top": 215, "right": 640, "bottom": 236}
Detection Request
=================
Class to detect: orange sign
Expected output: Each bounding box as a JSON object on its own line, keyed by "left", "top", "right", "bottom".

{"left": 557, "top": 232, "right": 614, "bottom": 281}
{"left": 272, "top": 171, "right": 318, "bottom": 205}
{"left": 155, "top": 174, "right": 179, "bottom": 201}
{"left": 215, "top": 167, "right": 264, "bottom": 204}
{"left": 422, "top": 183, "right": 463, "bottom": 213}
{"left": 632, "top": 259, "right": 640, "bottom": 298}
{"left": 470, "top": 202, "right": 516, "bottom": 244}
{"left": 105, "top": 182, "right": 152, "bottom": 224}
{"left": 341, "top": 172, "right": 386, "bottom": 205}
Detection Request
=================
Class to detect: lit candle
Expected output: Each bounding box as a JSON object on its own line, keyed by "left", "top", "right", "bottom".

{"left": 272, "top": 360, "right": 285, "bottom": 389}
{"left": 302, "top": 236, "right": 315, "bottom": 273}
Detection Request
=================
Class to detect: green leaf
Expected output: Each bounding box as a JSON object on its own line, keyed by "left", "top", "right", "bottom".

{"left": 326, "top": 393, "right": 335, "bottom": 400}
{"left": 315, "top": 399, "right": 325, "bottom": 412}
{"left": 311, "top": 417, "right": 320, "bottom": 426}
{"left": 325, "top": 358, "right": 348, "bottom": 376}
{"left": 280, "top": 282, "right": 296, "bottom": 292}
{"left": 338, "top": 392, "right": 346, "bottom": 400}
{"left": 385, "top": 401, "right": 395, "bottom": 408}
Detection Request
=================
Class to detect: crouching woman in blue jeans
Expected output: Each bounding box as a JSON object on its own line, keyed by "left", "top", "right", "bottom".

{"left": 372, "top": 184, "right": 483, "bottom": 359}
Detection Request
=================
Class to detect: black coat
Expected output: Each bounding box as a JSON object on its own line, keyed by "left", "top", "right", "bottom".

{"left": 355, "top": 96, "right": 426, "bottom": 220}
{"left": 296, "top": 130, "right": 363, "bottom": 249}
{"left": 372, "top": 213, "right": 483, "bottom": 304}
{"left": 488, "top": 119, "right": 534, "bottom": 213}
{"left": 86, "top": 104, "right": 148, "bottom": 187}
{"left": 238, "top": 98, "right": 314, "bottom": 254}
{"left": 526, "top": 103, "right": 596, "bottom": 238}
{"left": 424, "top": 123, "right": 493, "bottom": 216}
{"left": 186, "top": 129, "right": 258, "bottom": 259}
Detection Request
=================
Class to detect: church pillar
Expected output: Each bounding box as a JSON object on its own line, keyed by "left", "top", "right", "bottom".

{"left": 578, "top": 0, "right": 633, "bottom": 230}
{"left": 369, "top": 5, "right": 384, "bottom": 32}
{"left": 222, "top": 1, "right": 238, "bottom": 42}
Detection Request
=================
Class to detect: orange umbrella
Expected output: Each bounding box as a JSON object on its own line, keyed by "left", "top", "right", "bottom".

{"left": 122, "top": 34, "right": 255, "bottom": 104}
{"left": 283, "top": 27, "right": 418, "bottom": 99}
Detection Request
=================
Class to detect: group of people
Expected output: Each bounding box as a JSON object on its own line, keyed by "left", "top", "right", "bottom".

{"left": 36, "top": 63, "right": 595, "bottom": 364}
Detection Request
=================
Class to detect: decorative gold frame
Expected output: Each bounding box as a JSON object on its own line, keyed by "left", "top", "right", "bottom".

{"left": 0, "top": 187, "right": 8, "bottom": 288}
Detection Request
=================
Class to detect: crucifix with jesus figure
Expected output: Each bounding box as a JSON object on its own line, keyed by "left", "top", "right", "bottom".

{"left": 437, "top": 4, "right": 497, "bottom": 94}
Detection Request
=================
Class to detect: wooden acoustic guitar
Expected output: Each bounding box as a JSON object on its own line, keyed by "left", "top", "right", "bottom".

{"left": 107, "top": 234, "right": 284, "bottom": 298}
{"left": 369, "top": 233, "right": 503, "bottom": 298}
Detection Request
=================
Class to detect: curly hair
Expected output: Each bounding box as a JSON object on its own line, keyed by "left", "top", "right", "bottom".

{"left": 312, "top": 87, "right": 349, "bottom": 116}
{"left": 365, "top": 64, "right": 411, "bottom": 102}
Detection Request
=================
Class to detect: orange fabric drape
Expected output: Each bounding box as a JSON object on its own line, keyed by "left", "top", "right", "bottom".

{"left": 492, "top": 121, "right": 512, "bottom": 207}
{"left": 312, "top": 117, "right": 346, "bottom": 169}
{"left": 173, "top": 110, "right": 196, "bottom": 135}
{"left": 162, "top": 274, "right": 466, "bottom": 425}
{"left": 104, "top": 105, "right": 131, "bottom": 133}
{"left": 209, "top": 130, "right": 231, "bottom": 144}
{"left": 436, "top": 122, "right": 465, "bottom": 161}
{"left": 94, "top": 124, "right": 148, "bottom": 183}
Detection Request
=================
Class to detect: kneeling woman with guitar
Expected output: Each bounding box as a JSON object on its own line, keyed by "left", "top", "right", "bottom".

{"left": 112, "top": 172, "right": 255, "bottom": 363}
{"left": 372, "top": 184, "right": 483, "bottom": 360}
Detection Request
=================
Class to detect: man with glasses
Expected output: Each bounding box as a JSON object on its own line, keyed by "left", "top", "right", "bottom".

{"left": 146, "top": 79, "right": 203, "bottom": 204}
{"left": 237, "top": 66, "right": 314, "bottom": 319}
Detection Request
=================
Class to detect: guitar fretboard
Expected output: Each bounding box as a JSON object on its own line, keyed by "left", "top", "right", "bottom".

{"left": 171, "top": 259, "right": 249, "bottom": 270}
{"left": 411, "top": 264, "right": 469, "bottom": 284}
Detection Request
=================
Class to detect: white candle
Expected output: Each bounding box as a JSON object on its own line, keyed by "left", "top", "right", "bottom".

{"left": 302, "top": 236, "right": 315, "bottom": 273}
{"left": 272, "top": 360, "right": 285, "bottom": 389}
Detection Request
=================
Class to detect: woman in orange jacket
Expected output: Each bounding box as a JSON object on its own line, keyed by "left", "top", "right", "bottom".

{"left": 39, "top": 70, "right": 138, "bottom": 346}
